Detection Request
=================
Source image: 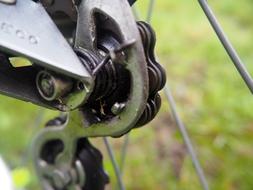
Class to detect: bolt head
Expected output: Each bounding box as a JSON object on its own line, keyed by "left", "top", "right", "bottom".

{"left": 111, "top": 102, "right": 126, "bottom": 115}
{"left": 36, "top": 71, "right": 57, "bottom": 101}
{"left": 41, "top": 77, "right": 54, "bottom": 97}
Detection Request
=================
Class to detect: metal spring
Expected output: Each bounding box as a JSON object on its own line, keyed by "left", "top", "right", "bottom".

{"left": 76, "top": 48, "right": 117, "bottom": 101}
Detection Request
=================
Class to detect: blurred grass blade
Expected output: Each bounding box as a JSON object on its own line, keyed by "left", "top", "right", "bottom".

{"left": 9, "top": 57, "right": 32, "bottom": 67}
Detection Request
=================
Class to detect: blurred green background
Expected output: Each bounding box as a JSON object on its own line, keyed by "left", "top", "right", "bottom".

{"left": 1, "top": 0, "right": 253, "bottom": 189}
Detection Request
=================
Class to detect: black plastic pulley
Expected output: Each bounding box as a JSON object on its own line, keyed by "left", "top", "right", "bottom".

{"left": 76, "top": 139, "right": 109, "bottom": 190}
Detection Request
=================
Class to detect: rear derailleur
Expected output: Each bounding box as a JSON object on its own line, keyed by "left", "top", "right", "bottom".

{"left": 0, "top": 0, "right": 166, "bottom": 189}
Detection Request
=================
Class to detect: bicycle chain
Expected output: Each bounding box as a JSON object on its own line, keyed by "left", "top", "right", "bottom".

{"left": 136, "top": 21, "right": 166, "bottom": 127}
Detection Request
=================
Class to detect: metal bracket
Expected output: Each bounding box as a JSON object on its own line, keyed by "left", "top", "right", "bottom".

{"left": 0, "top": 0, "right": 91, "bottom": 81}
{"left": 0, "top": 57, "right": 59, "bottom": 109}
{"left": 0, "top": 0, "right": 15, "bottom": 4}
{"left": 74, "top": 0, "right": 149, "bottom": 137}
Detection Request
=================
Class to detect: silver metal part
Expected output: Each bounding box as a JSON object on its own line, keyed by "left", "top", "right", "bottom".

{"left": 35, "top": 70, "right": 92, "bottom": 112}
{"left": 36, "top": 70, "right": 73, "bottom": 101}
{"left": 111, "top": 102, "right": 126, "bottom": 115}
{"left": 0, "top": 0, "right": 91, "bottom": 81}
{"left": 0, "top": 0, "right": 15, "bottom": 4}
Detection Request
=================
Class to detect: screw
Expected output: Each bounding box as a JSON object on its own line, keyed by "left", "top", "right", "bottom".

{"left": 111, "top": 102, "right": 126, "bottom": 115}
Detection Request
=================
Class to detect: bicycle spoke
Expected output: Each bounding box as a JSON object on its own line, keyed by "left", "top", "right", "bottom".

{"left": 146, "top": 0, "right": 156, "bottom": 23}
{"left": 103, "top": 137, "right": 126, "bottom": 190}
{"left": 164, "top": 85, "right": 209, "bottom": 190}
{"left": 119, "top": 134, "right": 130, "bottom": 172}
{"left": 198, "top": 0, "right": 253, "bottom": 93}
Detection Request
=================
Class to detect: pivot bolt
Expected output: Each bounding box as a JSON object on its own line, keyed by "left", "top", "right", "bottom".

{"left": 36, "top": 70, "right": 73, "bottom": 101}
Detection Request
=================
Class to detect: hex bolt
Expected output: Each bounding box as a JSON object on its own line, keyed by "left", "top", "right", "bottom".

{"left": 36, "top": 70, "right": 73, "bottom": 101}
{"left": 111, "top": 102, "right": 126, "bottom": 115}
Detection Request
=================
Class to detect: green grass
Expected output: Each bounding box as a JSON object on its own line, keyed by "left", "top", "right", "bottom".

{"left": 1, "top": 0, "right": 253, "bottom": 189}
